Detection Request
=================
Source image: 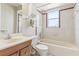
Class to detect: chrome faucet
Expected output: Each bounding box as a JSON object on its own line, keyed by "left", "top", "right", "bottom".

{"left": 7, "top": 34, "right": 11, "bottom": 39}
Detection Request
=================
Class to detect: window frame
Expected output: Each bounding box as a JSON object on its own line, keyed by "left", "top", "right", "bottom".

{"left": 46, "top": 10, "right": 60, "bottom": 28}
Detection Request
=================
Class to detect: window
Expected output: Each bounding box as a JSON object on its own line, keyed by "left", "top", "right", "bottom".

{"left": 47, "top": 10, "right": 60, "bottom": 27}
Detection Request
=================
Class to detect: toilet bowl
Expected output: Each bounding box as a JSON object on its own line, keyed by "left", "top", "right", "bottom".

{"left": 35, "top": 44, "right": 48, "bottom": 56}
{"left": 32, "top": 36, "right": 48, "bottom": 56}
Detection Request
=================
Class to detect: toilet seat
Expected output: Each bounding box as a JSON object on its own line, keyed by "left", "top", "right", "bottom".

{"left": 36, "top": 44, "right": 48, "bottom": 50}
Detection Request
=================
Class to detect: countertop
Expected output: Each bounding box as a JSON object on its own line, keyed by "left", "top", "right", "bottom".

{"left": 0, "top": 35, "right": 36, "bottom": 50}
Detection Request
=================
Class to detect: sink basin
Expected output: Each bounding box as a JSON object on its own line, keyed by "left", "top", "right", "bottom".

{"left": 7, "top": 36, "right": 26, "bottom": 43}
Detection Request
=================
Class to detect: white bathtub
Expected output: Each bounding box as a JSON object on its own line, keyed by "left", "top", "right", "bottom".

{"left": 39, "top": 39, "right": 79, "bottom": 56}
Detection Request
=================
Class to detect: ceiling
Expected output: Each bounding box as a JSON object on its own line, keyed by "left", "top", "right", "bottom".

{"left": 7, "top": 3, "right": 21, "bottom": 7}
{"left": 7, "top": 3, "right": 47, "bottom": 8}
{"left": 6, "top": 3, "right": 75, "bottom": 12}
{"left": 32, "top": 3, "right": 49, "bottom": 8}
{"left": 36, "top": 3, "right": 75, "bottom": 12}
{"left": 7, "top": 3, "right": 47, "bottom": 10}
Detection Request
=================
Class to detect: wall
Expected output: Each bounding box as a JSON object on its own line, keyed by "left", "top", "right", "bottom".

{"left": 33, "top": 6, "right": 42, "bottom": 37}
{"left": 21, "top": 4, "right": 42, "bottom": 37}
{"left": 0, "top": 4, "right": 17, "bottom": 34}
{"left": 75, "top": 4, "right": 79, "bottom": 47}
{"left": 42, "top": 6, "right": 75, "bottom": 44}
{"left": 0, "top": 4, "right": 1, "bottom": 29}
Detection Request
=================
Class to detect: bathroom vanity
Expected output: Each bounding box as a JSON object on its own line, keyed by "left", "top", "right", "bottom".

{"left": 0, "top": 35, "right": 32, "bottom": 56}
{"left": 0, "top": 40, "right": 32, "bottom": 56}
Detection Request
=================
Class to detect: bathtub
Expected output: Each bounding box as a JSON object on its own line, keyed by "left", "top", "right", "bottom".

{"left": 39, "top": 39, "right": 79, "bottom": 56}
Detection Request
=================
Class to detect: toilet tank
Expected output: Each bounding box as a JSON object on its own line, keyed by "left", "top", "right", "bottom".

{"left": 32, "top": 35, "right": 39, "bottom": 47}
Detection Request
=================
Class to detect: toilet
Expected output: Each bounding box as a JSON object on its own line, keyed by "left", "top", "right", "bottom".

{"left": 32, "top": 36, "right": 48, "bottom": 56}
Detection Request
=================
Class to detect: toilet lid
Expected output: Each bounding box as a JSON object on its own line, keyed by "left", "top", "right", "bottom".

{"left": 36, "top": 44, "right": 48, "bottom": 50}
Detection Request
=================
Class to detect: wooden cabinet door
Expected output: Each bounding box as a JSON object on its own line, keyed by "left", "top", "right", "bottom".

{"left": 26, "top": 46, "right": 32, "bottom": 56}
{"left": 20, "top": 47, "right": 27, "bottom": 56}
{"left": 20, "top": 46, "right": 32, "bottom": 56}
